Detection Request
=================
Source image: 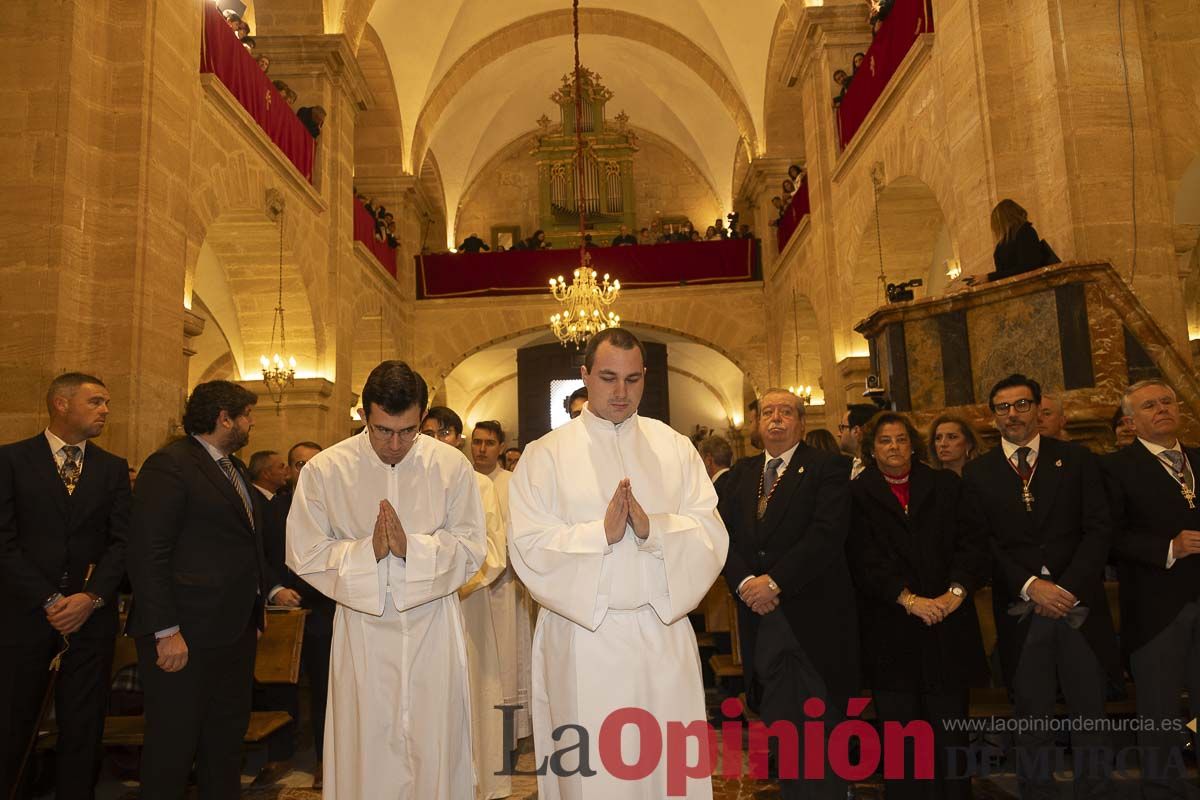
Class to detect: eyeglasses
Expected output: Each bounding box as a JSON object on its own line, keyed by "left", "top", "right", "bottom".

{"left": 837, "top": 423, "right": 852, "bottom": 432}
{"left": 421, "top": 428, "right": 453, "bottom": 438}
{"left": 992, "top": 399, "right": 1035, "bottom": 416}
{"left": 369, "top": 424, "right": 421, "bottom": 444}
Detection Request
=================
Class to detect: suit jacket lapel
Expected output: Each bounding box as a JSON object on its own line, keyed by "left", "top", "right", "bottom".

{"left": 756, "top": 447, "right": 810, "bottom": 544}
{"left": 862, "top": 467, "right": 909, "bottom": 525}
{"left": 187, "top": 439, "right": 254, "bottom": 534}
{"left": 1031, "top": 438, "right": 1063, "bottom": 529}
{"left": 1133, "top": 440, "right": 1198, "bottom": 509}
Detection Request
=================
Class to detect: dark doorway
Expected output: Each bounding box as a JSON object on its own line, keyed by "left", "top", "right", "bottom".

{"left": 516, "top": 340, "right": 669, "bottom": 445}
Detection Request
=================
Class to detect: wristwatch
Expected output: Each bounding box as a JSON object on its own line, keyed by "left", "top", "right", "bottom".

{"left": 90, "top": 594, "right": 105, "bottom": 611}
{"left": 949, "top": 583, "right": 966, "bottom": 598}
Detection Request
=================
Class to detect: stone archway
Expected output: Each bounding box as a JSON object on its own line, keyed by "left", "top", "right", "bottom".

{"left": 413, "top": 284, "right": 768, "bottom": 405}
{"left": 183, "top": 143, "right": 330, "bottom": 378}
{"left": 845, "top": 174, "right": 956, "bottom": 331}
{"left": 437, "top": 323, "right": 755, "bottom": 447}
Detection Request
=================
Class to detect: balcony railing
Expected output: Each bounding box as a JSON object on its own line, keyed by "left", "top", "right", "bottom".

{"left": 416, "top": 238, "right": 760, "bottom": 299}
{"left": 836, "top": 0, "right": 934, "bottom": 149}
{"left": 200, "top": 3, "right": 314, "bottom": 182}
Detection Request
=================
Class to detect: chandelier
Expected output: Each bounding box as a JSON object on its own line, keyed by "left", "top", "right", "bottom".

{"left": 548, "top": 0, "right": 620, "bottom": 348}
{"left": 549, "top": 264, "right": 620, "bottom": 344}
{"left": 789, "top": 385, "right": 814, "bottom": 405}
{"left": 260, "top": 203, "right": 295, "bottom": 411}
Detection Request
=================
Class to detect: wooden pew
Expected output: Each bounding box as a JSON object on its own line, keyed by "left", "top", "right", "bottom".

{"left": 707, "top": 582, "right": 743, "bottom": 680}
{"left": 38, "top": 608, "right": 307, "bottom": 749}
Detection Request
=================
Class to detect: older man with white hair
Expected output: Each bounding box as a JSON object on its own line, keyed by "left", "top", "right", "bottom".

{"left": 1103, "top": 379, "right": 1200, "bottom": 799}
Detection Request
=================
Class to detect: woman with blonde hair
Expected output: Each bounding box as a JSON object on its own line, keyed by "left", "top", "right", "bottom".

{"left": 989, "top": 198, "right": 1058, "bottom": 280}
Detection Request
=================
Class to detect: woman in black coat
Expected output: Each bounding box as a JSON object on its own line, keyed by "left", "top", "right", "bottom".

{"left": 849, "top": 411, "right": 991, "bottom": 800}
{"left": 989, "top": 198, "right": 1059, "bottom": 280}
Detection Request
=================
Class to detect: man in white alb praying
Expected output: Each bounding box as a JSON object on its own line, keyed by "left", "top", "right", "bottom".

{"left": 286, "top": 361, "right": 486, "bottom": 799}
{"left": 423, "top": 405, "right": 513, "bottom": 800}
{"left": 508, "top": 328, "right": 730, "bottom": 799}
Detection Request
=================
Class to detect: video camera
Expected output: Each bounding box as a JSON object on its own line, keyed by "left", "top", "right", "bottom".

{"left": 885, "top": 278, "right": 923, "bottom": 303}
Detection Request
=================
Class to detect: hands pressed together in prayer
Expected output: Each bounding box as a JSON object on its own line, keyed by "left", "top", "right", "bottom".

{"left": 738, "top": 576, "right": 780, "bottom": 616}
{"left": 1026, "top": 577, "right": 1077, "bottom": 620}
{"left": 373, "top": 500, "right": 408, "bottom": 561}
{"left": 44, "top": 593, "right": 95, "bottom": 635}
{"left": 604, "top": 478, "right": 650, "bottom": 545}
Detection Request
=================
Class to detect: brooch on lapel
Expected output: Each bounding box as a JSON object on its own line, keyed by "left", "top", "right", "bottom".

{"left": 1055, "top": 459, "right": 1063, "bottom": 467}
{"left": 797, "top": 466, "right": 805, "bottom": 475}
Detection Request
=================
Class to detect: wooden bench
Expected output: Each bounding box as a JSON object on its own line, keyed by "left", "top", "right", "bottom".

{"left": 38, "top": 608, "right": 307, "bottom": 749}
{"left": 707, "top": 582, "right": 743, "bottom": 680}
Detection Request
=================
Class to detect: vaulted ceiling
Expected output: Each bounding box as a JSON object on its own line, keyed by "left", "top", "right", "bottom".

{"left": 364, "top": 0, "right": 788, "bottom": 234}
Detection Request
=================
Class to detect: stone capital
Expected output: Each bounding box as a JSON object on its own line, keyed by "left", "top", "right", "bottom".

{"left": 255, "top": 33, "right": 374, "bottom": 112}
{"left": 784, "top": 2, "right": 873, "bottom": 87}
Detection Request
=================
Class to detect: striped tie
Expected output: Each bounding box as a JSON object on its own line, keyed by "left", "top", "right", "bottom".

{"left": 218, "top": 457, "right": 254, "bottom": 526}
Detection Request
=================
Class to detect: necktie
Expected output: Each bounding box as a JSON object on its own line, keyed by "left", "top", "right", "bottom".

{"left": 59, "top": 445, "right": 82, "bottom": 495}
{"left": 218, "top": 457, "right": 255, "bottom": 526}
{"left": 757, "top": 457, "right": 783, "bottom": 519}
{"left": 1160, "top": 450, "right": 1194, "bottom": 489}
{"left": 1015, "top": 446, "right": 1033, "bottom": 482}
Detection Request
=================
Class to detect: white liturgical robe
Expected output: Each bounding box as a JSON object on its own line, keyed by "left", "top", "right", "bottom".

{"left": 483, "top": 464, "right": 534, "bottom": 742}
{"left": 508, "top": 408, "right": 729, "bottom": 800}
{"left": 459, "top": 474, "right": 512, "bottom": 800}
{"left": 286, "top": 432, "right": 486, "bottom": 800}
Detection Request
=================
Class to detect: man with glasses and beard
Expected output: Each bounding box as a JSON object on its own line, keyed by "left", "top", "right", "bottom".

{"left": 286, "top": 361, "right": 485, "bottom": 799}
{"left": 127, "top": 380, "right": 268, "bottom": 799}
{"left": 963, "top": 374, "right": 1119, "bottom": 800}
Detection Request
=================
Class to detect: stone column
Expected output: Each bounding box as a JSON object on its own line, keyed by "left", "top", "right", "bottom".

{"left": 0, "top": 1, "right": 202, "bottom": 461}
{"left": 255, "top": 31, "right": 374, "bottom": 448}
{"left": 237, "top": 377, "right": 337, "bottom": 456}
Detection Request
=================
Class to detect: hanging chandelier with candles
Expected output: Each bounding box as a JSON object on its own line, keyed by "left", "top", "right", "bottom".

{"left": 260, "top": 203, "right": 296, "bottom": 411}
{"left": 548, "top": 0, "right": 621, "bottom": 348}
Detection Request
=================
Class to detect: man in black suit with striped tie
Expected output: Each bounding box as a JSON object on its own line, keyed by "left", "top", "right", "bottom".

{"left": 0, "top": 373, "right": 130, "bottom": 799}
{"left": 127, "top": 380, "right": 268, "bottom": 799}
{"left": 1104, "top": 379, "right": 1200, "bottom": 799}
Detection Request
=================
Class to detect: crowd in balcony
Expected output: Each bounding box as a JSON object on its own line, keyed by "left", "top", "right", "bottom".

{"left": 769, "top": 164, "right": 807, "bottom": 227}
{"left": 451, "top": 215, "right": 755, "bottom": 254}
{"left": 215, "top": 3, "right": 326, "bottom": 141}
{"left": 355, "top": 190, "right": 400, "bottom": 249}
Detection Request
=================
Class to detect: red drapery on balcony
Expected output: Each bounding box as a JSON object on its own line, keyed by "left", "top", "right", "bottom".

{"left": 417, "top": 238, "right": 757, "bottom": 299}
{"left": 836, "top": 0, "right": 933, "bottom": 149}
{"left": 200, "top": 3, "right": 314, "bottom": 182}
{"left": 776, "top": 176, "right": 810, "bottom": 252}
{"left": 354, "top": 200, "right": 397, "bottom": 276}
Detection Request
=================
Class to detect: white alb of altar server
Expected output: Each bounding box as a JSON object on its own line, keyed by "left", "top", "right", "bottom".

{"left": 507, "top": 330, "right": 729, "bottom": 800}
{"left": 287, "top": 418, "right": 486, "bottom": 799}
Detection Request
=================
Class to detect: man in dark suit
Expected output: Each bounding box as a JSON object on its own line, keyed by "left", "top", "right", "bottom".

{"left": 127, "top": 380, "right": 268, "bottom": 799}
{"left": 0, "top": 373, "right": 129, "bottom": 799}
{"left": 697, "top": 435, "right": 734, "bottom": 498}
{"left": 260, "top": 441, "right": 334, "bottom": 790}
{"left": 719, "top": 388, "right": 858, "bottom": 800}
{"left": 1103, "top": 379, "right": 1200, "bottom": 798}
{"left": 963, "top": 374, "right": 1119, "bottom": 800}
